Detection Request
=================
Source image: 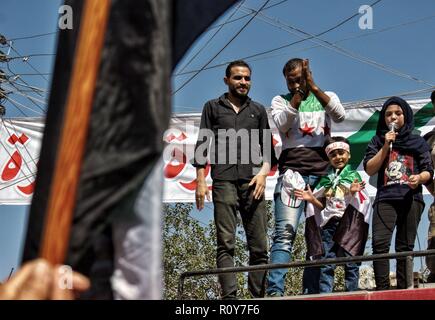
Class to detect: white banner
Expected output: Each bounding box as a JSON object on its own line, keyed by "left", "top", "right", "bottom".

{"left": 0, "top": 117, "right": 43, "bottom": 205}
{"left": 0, "top": 99, "right": 433, "bottom": 204}
{"left": 162, "top": 99, "right": 434, "bottom": 203}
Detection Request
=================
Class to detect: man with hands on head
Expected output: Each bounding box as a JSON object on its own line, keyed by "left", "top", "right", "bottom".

{"left": 193, "top": 60, "right": 276, "bottom": 299}
{"left": 266, "top": 58, "right": 345, "bottom": 296}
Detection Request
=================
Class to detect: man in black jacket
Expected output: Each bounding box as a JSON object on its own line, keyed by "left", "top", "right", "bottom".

{"left": 193, "top": 60, "right": 275, "bottom": 299}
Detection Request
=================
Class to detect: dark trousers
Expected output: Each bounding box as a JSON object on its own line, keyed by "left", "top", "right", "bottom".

{"left": 372, "top": 199, "right": 424, "bottom": 290}
{"left": 427, "top": 202, "right": 435, "bottom": 281}
{"left": 212, "top": 180, "right": 268, "bottom": 299}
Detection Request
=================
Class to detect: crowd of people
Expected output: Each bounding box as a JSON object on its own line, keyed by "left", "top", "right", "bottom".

{"left": 193, "top": 58, "right": 435, "bottom": 299}
{"left": 1, "top": 58, "right": 435, "bottom": 300}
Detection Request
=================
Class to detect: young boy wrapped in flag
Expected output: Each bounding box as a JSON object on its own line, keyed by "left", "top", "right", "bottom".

{"left": 294, "top": 136, "right": 371, "bottom": 293}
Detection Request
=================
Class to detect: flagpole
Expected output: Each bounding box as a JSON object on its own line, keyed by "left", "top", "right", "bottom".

{"left": 39, "top": 0, "right": 111, "bottom": 265}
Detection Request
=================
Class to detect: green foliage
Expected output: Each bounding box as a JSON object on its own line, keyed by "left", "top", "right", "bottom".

{"left": 163, "top": 201, "right": 348, "bottom": 299}
{"left": 163, "top": 203, "right": 248, "bottom": 300}
{"left": 163, "top": 203, "right": 217, "bottom": 299}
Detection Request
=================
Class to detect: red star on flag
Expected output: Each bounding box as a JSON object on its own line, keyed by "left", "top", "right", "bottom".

{"left": 322, "top": 123, "right": 330, "bottom": 136}
{"left": 299, "top": 123, "right": 315, "bottom": 137}
{"left": 272, "top": 135, "right": 279, "bottom": 147}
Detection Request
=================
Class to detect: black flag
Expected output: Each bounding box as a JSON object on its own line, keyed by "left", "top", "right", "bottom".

{"left": 22, "top": 0, "right": 237, "bottom": 298}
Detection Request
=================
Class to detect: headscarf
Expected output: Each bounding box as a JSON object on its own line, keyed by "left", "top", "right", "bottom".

{"left": 375, "top": 96, "right": 429, "bottom": 153}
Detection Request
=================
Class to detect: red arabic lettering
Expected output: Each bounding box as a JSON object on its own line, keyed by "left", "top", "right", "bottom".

{"left": 1, "top": 151, "right": 22, "bottom": 181}
{"left": 1, "top": 133, "right": 35, "bottom": 195}
{"left": 164, "top": 147, "right": 187, "bottom": 179}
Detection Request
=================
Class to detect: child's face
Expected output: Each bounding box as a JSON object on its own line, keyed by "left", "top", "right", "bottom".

{"left": 328, "top": 149, "right": 350, "bottom": 170}
{"left": 384, "top": 104, "right": 404, "bottom": 130}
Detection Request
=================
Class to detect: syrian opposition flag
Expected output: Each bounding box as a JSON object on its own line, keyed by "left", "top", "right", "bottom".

{"left": 305, "top": 165, "right": 371, "bottom": 258}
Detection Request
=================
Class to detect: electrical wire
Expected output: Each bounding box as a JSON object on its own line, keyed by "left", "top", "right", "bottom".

{"left": 5, "top": 61, "right": 48, "bottom": 113}
{"left": 2, "top": 80, "right": 46, "bottom": 114}
{"left": 239, "top": 13, "right": 435, "bottom": 66}
{"left": 7, "top": 53, "right": 56, "bottom": 61}
{"left": 240, "top": 5, "right": 434, "bottom": 87}
{"left": 3, "top": 96, "right": 42, "bottom": 116}
{"left": 206, "top": 0, "right": 290, "bottom": 31}
{"left": 174, "top": 0, "right": 384, "bottom": 77}
{"left": 2, "top": 85, "right": 47, "bottom": 106}
{"left": 3, "top": 81, "right": 47, "bottom": 93}
{"left": 6, "top": 32, "right": 57, "bottom": 42}
{"left": 3, "top": 73, "right": 52, "bottom": 76}
{"left": 172, "top": 0, "right": 273, "bottom": 95}
{"left": 177, "top": 0, "right": 247, "bottom": 74}
{"left": 8, "top": 43, "right": 49, "bottom": 81}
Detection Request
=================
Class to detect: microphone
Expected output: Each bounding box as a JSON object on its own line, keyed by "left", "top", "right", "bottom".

{"left": 388, "top": 122, "right": 396, "bottom": 150}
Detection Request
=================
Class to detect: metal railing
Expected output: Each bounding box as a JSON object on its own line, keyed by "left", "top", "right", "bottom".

{"left": 178, "top": 249, "right": 435, "bottom": 299}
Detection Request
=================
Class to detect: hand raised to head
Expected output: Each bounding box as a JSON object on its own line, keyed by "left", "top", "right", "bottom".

{"left": 302, "top": 59, "right": 317, "bottom": 93}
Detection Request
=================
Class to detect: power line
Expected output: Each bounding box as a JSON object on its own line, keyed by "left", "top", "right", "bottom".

{"left": 2, "top": 86, "right": 48, "bottom": 106}
{"left": 5, "top": 62, "right": 48, "bottom": 112}
{"left": 4, "top": 72, "right": 52, "bottom": 76}
{"left": 7, "top": 268, "right": 14, "bottom": 281}
{"left": 2, "top": 97, "right": 27, "bottom": 117}
{"left": 7, "top": 53, "right": 56, "bottom": 61}
{"left": 172, "top": 0, "right": 273, "bottom": 95}
{"left": 242, "top": 4, "right": 434, "bottom": 87}
{"left": 3, "top": 77, "right": 47, "bottom": 114}
{"left": 0, "top": 80, "right": 47, "bottom": 93}
{"left": 5, "top": 63, "right": 47, "bottom": 97}
{"left": 3, "top": 96, "right": 41, "bottom": 116}
{"left": 206, "top": 0, "right": 290, "bottom": 31}
{"left": 6, "top": 31, "right": 57, "bottom": 42}
{"left": 172, "top": 86, "right": 435, "bottom": 113}
{"left": 241, "top": 13, "right": 435, "bottom": 65}
{"left": 8, "top": 43, "right": 49, "bottom": 81}
{"left": 174, "top": 0, "right": 384, "bottom": 77}
{"left": 177, "top": 0, "right": 247, "bottom": 74}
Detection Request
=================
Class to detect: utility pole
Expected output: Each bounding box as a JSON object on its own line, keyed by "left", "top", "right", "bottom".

{"left": 0, "top": 36, "right": 7, "bottom": 116}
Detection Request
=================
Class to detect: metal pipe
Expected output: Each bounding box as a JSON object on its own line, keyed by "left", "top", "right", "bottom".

{"left": 178, "top": 249, "right": 435, "bottom": 299}
{"left": 406, "top": 256, "right": 414, "bottom": 289}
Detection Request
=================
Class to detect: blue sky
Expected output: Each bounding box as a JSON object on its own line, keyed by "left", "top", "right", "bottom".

{"left": 1, "top": 0, "right": 435, "bottom": 281}
{"left": 0, "top": 0, "right": 61, "bottom": 280}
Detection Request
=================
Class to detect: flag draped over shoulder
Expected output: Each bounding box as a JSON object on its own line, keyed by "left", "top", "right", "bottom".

{"left": 305, "top": 165, "right": 372, "bottom": 258}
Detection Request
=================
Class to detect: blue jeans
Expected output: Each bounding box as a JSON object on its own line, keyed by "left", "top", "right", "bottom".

{"left": 266, "top": 174, "right": 320, "bottom": 296}
{"left": 319, "top": 218, "right": 359, "bottom": 293}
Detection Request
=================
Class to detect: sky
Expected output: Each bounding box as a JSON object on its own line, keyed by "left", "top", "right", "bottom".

{"left": 0, "top": 0, "right": 435, "bottom": 281}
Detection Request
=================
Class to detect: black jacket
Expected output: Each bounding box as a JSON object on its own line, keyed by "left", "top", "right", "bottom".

{"left": 193, "top": 94, "right": 277, "bottom": 181}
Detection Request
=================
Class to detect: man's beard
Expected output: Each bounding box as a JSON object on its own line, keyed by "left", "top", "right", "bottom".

{"left": 230, "top": 86, "right": 249, "bottom": 99}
